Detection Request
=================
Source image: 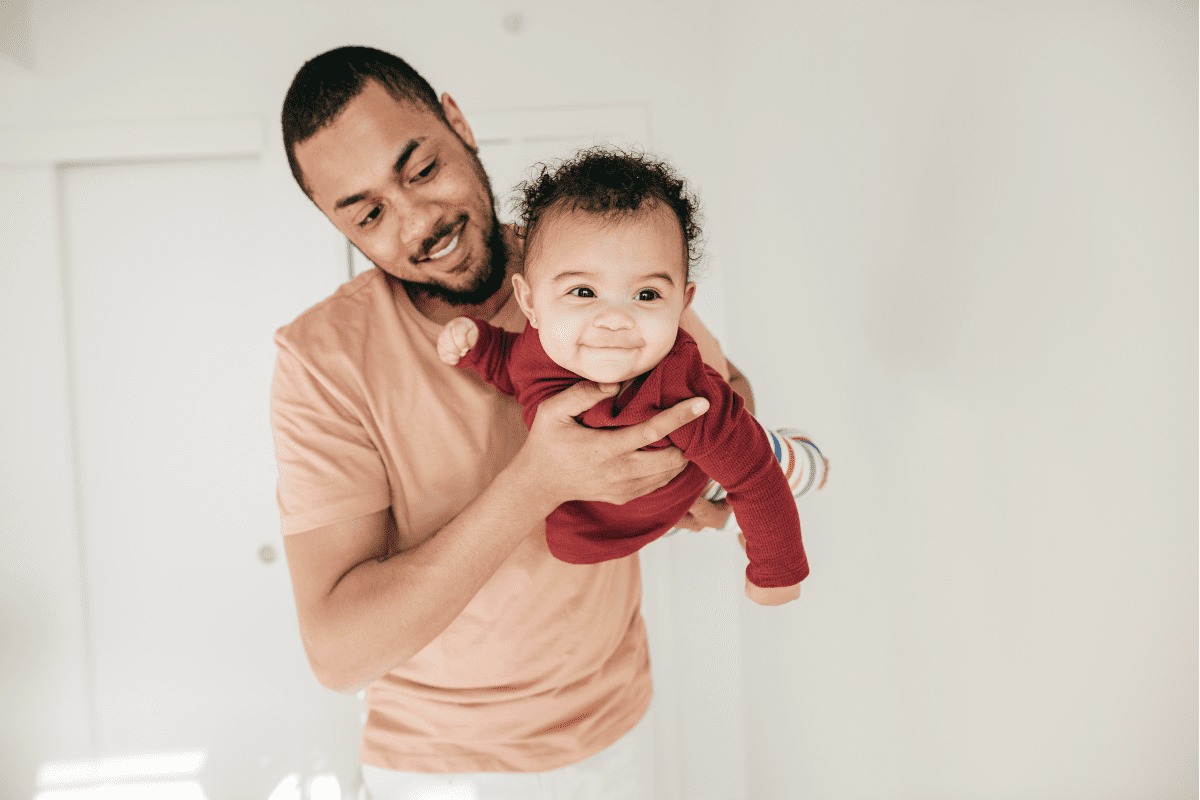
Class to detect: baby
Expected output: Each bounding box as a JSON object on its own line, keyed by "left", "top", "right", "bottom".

{"left": 438, "top": 148, "right": 818, "bottom": 605}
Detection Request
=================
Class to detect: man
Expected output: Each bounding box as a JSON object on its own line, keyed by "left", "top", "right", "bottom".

{"left": 273, "top": 45, "right": 751, "bottom": 799}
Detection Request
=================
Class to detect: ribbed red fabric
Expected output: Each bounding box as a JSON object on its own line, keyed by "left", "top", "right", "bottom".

{"left": 458, "top": 319, "right": 808, "bottom": 588}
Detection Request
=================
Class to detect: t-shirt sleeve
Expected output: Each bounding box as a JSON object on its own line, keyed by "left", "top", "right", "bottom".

{"left": 455, "top": 316, "right": 519, "bottom": 398}
{"left": 271, "top": 339, "right": 392, "bottom": 536}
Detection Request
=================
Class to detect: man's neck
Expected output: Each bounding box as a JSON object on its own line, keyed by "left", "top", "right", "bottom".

{"left": 409, "top": 224, "right": 524, "bottom": 325}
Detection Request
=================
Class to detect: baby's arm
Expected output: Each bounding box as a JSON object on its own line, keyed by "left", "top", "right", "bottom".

{"left": 699, "top": 436, "right": 807, "bottom": 606}
{"left": 744, "top": 577, "right": 802, "bottom": 606}
{"left": 442, "top": 316, "right": 520, "bottom": 398}
{"left": 437, "top": 317, "right": 480, "bottom": 365}
{"left": 672, "top": 368, "right": 808, "bottom": 605}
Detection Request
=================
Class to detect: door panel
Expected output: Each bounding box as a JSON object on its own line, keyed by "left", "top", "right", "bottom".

{"left": 62, "top": 157, "right": 360, "bottom": 799}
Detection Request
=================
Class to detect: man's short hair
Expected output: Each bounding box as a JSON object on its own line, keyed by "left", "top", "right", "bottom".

{"left": 516, "top": 146, "right": 704, "bottom": 279}
{"left": 281, "top": 45, "right": 450, "bottom": 196}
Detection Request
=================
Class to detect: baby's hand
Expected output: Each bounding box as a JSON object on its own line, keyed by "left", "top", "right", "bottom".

{"left": 745, "top": 578, "right": 801, "bottom": 606}
{"left": 437, "top": 317, "right": 479, "bottom": 365}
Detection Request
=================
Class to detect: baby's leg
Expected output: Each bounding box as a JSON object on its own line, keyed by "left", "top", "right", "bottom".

{"left": 762, "top": 426, "right": 829, "bottom": 498}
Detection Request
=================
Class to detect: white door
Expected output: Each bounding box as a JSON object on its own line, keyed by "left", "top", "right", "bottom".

{"left": 60, "top": 156, "right": 360, "bottom": 800}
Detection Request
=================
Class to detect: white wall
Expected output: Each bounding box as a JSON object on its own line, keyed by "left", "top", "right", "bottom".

{"left": 714, "top": 2, "right": 1197, "bottom": 798}
{"left": 0, "top": 1, "right": 1194, "bottom": 798}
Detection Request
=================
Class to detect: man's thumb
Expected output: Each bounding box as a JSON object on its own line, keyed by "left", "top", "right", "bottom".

{"left": 542, "top": 381, "right": 618, "bottom": 420}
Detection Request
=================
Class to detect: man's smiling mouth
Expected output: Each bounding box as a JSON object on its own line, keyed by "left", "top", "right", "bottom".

{"left": 420, "top": 219, "right": 467, "bottom": 263}
{"left": 427, "top": 232, "right": 459, "bottom": 261}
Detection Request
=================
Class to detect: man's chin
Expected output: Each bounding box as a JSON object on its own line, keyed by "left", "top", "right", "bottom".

{"left": 402, "top": 223, "right": 508, "bottom": 307}
{"left": 403, "top": 271, "right": 502, "bottom": 307}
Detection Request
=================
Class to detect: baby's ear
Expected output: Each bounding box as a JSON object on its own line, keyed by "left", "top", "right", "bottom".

{"left": 682, "top": 281, "right": 697, "bottom": 311}
{"left": 512, "top": 273, "right": 537, "bottom": 328}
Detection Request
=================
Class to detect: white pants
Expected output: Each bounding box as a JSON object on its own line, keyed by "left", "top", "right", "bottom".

{"left": 360, "top": 709, "right": 654, "bottom": 800}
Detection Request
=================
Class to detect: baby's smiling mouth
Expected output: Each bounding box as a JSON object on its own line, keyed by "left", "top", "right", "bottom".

{"left": 582, "top": 343, "right": 641, "bottom": 352}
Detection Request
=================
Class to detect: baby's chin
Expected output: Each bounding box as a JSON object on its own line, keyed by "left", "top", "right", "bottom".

{"left": 572, "top": 366, "right": 642, "bottom": 384}
{"left": 554, "top": 354, "right": 644, "bottom": 385}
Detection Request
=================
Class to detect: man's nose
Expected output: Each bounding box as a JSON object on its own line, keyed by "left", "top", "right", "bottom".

{"left": 593, "top": 304, "right": 634, "bottom": 330}
{"left": 398, "top": 197, "right": 442, "bottom": 258}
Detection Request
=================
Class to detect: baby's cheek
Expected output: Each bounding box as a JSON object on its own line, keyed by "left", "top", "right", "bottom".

{"left": 644, "top": 318, "right": 682, "bottom": 352}
{"left": 544, "top": 319, "right": 578, "bottom": 347}
{"left": 541, "top": 319, "right": 583, "bottom": 372}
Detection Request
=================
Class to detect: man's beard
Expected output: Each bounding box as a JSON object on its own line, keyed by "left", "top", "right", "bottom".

{"left": 399, "top": 144, "right": 509, "bottom": 307}
{"left": 399, "top": 215, "right": 509, "bottom": 307}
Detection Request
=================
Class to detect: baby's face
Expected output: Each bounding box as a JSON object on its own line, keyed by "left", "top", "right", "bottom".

{"left": 514, "top": 202, "right": 696, "bottom": 384}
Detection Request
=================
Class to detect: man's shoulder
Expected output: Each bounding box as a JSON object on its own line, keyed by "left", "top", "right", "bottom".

{"left": 275, "top": 269, "right": 396, "bottom": 359}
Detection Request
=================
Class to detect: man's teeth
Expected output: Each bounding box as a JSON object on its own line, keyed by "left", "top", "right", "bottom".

{"left": 429, "top": 234, "right": 459, "bottom": 260}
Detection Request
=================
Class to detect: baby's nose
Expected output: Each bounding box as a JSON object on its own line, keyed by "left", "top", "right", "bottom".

{"left": 593, "top": 305, "right": 634, "bottom": 330}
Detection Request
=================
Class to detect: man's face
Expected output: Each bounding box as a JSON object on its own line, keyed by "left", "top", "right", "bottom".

{"left": 513, "top": 203, "right": 696, "bottom": 384}
{"left": 294, "top": 80, "right": 503, "bottom": 304}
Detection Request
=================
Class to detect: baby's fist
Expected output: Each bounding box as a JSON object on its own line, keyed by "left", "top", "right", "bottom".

{"left": 437, "top": 317, "right": 479, "bottom": 365}
{"left": 745, "top": 578, "right": 801, "bottom": 606}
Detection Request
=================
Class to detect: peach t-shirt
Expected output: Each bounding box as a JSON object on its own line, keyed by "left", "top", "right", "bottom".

{"left": 270, "top": 268, "right": 729, "bottom": 773}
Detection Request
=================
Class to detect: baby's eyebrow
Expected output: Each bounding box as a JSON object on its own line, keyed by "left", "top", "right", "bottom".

{"left": 549, "top": 270, "right": 596, "bottom": 282}
{"left": 548, "top": 270, "right": 677, "bottom": 285}
{"left": 637, "top": 272, "right": 677, "bottom": 286}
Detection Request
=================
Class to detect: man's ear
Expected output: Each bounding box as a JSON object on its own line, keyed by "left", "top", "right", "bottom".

{"left": 683, "top": 281, "right": 697, "bottom": 311}
{"left": 441, "top": 93, "right": 477, "bottom": 150}
{"left": 512, "top": 273, "right": 537, "bottom": 328}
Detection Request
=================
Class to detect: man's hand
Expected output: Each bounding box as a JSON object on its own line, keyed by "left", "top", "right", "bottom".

{"left": 437, "top": 316, "right": 479, "bottom": 365}
{"left": 674, "top": 493, "right": 733, "bottom": 532}
{"left": 510, "top": 381, "right": 710, "bottom": 513}
{"left": 745, "top": 578, "right": 801, "bottom": 606}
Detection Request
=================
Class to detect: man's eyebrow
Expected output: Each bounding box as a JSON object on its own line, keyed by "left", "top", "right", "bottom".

{"left": 333, "top": 138, "right": 425, "bottom": 210}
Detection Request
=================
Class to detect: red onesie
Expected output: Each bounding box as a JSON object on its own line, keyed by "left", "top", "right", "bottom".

{"left": 457, "top": 318, "right": 809, "bottom": 589}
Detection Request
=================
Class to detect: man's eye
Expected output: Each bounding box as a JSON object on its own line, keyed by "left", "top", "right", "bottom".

{"left": 568, "top": 287, "right": 596, "bottom": 298}
{"left": 636, "top": 289, "right": 661, "bottom": 301}
{"left": 358, "top": 206, "right": 382, "bottom": 227}
{"left": 414, "top": 160, "right": 438, "bottom": 181}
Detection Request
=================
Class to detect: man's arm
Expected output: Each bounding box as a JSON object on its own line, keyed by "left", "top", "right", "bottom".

{"left": 727, "top": 359, "right": 755, "bottom": 415}
{"left": 284, "top": 381, "right": 709, "bottom": 693}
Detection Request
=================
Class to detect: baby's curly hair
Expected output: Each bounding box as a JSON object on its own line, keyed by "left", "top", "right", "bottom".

{"left": 515, "top": 146, "right": 704, "bottom": 279}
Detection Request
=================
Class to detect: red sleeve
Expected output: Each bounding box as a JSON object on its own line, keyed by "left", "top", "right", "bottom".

{"left": 455, "top": 316, "right": 519, "bottom": 398}
{"left": 668, "top": 351, "right": 809, "bottom": 589}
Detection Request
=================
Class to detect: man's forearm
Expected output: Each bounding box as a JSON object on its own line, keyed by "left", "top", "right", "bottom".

{"left": 727, "top": 359, "right": 755, "bottom": 415}
{"left": 287, "top": 383, "right": 701, "bottom": 693}
{"left": 291, "top": 462, "right": 557, "bottom": 693}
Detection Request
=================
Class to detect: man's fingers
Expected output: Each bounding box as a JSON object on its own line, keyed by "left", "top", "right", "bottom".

{"left": 538, "top": 381, "right": 620, "bottom": 421}
{"left": 616, "top": 396, "right": 709, "bottom": 450}
{"left": 687, "top": 496, "right": 732, "bottom": 530}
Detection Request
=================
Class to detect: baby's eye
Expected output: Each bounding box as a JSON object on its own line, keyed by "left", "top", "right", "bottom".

{"left": 358, "top": 205, "right": 382, "bottom": 227}
{"left": 636, "top": 289, "right": 661, "bottom": 302}
{"left": 568, "top": 287, "right": 596, "bottom": 298}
